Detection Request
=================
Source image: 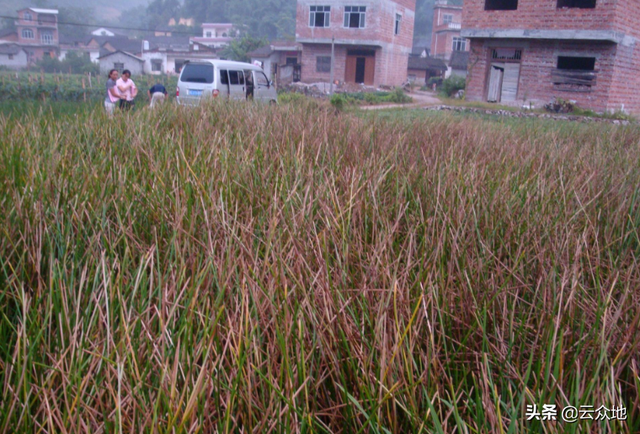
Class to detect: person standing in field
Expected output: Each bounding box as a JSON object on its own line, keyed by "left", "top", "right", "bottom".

{"left": 116, "top": 70, "right": 138, "bottom": 110}
{"left": 148, "top": 83, "right": 168, "bottom": 108}
{"left": 105, "top": 69, "right": 121, "bottom": 116}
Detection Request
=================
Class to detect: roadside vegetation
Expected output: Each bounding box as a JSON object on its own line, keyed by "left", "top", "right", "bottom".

{"left": 0, "top": 97, "right": 639, "bottom": 433}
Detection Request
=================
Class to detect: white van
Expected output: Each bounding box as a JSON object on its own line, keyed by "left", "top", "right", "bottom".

{"left": 176, "top": 60, "right": 278, "bottom": 105}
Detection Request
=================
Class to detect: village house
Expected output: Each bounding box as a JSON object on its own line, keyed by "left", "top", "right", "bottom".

{"left": 407, "top": 56, "right": 448, "bottom": 85}
{"left": 0, "top": 43, "right": 28, "bottom": 69}
{"left": 190, "top": 23, "right": 236, "bottom": 48}
{"left": 431, "top": 0, "right": 468, "bottom": 63}
{"left": 249, "top": 41, "right": 302, "bottom": 84}
{"left": 97, "top": 36, "right": 217, "bottom": 75}
{"left": 461, "top": 0, "right": 640, "bottom": 113}
{"left": 2, "top": 8, "right": 60, "bottom": 65}
{"left": 295, "top": 0, "right": 416, "bottom": 87}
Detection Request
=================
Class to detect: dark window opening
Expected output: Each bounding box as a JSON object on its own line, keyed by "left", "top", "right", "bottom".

{"left": 344, "top": 6, "right": 366, "bottom": 28}
{"left": 310, "top": 6, "right": 330, "bottom": 28}
{"left": 316, "top": 56, "right": 331, "bottom": 73}
{"left": 485, "top": 0, "right": 518, "bottom": 11}
{"left": 219, "top": 69, "right": 229, "bottom": 85}
{"left": 180, "top": 64, "right": 214, "bottom": 83}
{"left": 557, "top": 56, "right": 596, "bottom": 70}
{"left": 553, "top": 56, "right": 597, "bottom": 92}
{"left": 557, "top": 0, "right": 596, "bottom": 8}
{"left": 228, "top": 70, "right": 245, "bottom": 85}
{"left": 355, "top": 57, "right": 366, "bottom": 83}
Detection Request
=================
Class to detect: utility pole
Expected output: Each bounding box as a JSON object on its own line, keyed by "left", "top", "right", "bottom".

{"left": 330, "top": 36, "right": 335, "bottom": 95}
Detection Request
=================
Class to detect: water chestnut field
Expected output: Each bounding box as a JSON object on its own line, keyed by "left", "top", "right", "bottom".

{"left": 0, "top": 99, "right": 639, "bottom": 433}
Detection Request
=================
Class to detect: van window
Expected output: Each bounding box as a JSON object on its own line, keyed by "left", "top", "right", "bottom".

{"left": 256, "top": 71, "right": 269, "bottom": 87}
{"left": 181, "top": 64, "right": 214, "bottom": 83}
{"left": 219, "top": 69, "right": 229, "bottom": 85}
{"left": 229, "top": 70, "right": 245, "bottom": 85}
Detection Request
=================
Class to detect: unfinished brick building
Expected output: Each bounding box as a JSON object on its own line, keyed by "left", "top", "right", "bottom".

{"left": 461, "top": 0, "right": 640, "bottom": 113}
{"left": 295, "top": 0, "right": 416, "bottom": 86}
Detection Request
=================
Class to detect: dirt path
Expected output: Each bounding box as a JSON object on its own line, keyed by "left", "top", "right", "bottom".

{"left": 360, "top": 90, "right": 442, "bottom": 111}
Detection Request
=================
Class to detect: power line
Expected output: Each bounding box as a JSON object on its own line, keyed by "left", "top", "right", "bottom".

{"left": 0, "top": 15, "right": 202, "bottom": 36}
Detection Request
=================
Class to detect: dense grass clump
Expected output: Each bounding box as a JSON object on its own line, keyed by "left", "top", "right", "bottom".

{"left": 0, "top": 100, "right": 639, "bottom": 433}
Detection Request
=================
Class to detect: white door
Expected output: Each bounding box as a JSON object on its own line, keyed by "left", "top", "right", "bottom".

{"left": 487, "top": 64, "right": 504, "bottom": 103}
{"left": 253, "top": 70, "right": 275, "bottom": 102}
{"left": 500, "top": 63, "right": 521, "bottom": 102}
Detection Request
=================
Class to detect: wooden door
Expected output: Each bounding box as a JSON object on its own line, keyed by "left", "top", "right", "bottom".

{"left": 500, "top": 63, "right": 520, "bottom": 102}
{"left": 364, "top": 56, "right": 375, "bottom": 85}
{"left": 487, "top": 64, "right": 504, "bottom": 102}
{"left": 345, "top": 56, "right": 357, "bottom": 83}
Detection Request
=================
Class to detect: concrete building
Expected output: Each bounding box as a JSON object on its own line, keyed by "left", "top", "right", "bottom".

{"left": 190, "top": 24, "right": 236, "bottom": 48}
{"left": 248, "top": 41, "right": 302, "bottom": 83}
{"left": 431, "top": 0, "right": 468, "bottom": 62}
{"left": 295, "top": 0, "right": 416, "bottom": 87}
{"left": 461, "top": 0, "right": 640, "bottom": 113}
{"left": 98, "top": 51, "right": 144, "bottom": 76}
{"left": 97, "top": 36, "right": 217, "bottom": 76}
{"left": 14, "top": 8, "right": 59, "bottom": 64}
{"left": 0, "top": 43, "right": 28, "bottom": 69}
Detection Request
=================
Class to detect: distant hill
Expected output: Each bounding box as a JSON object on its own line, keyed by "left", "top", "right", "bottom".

{"left": 0, "top": 0, "right": 150, "bottom": 22}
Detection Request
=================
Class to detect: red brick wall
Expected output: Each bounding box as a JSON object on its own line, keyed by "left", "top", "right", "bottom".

{"left": 296, "top": 0, "right": 415, "bottom": 46}
{"left": 296, "top": 0, "right": 415, "bottom": 87}
{"left": 300, "top": 44, "right": 348, "bottom": 83}
{"left": 466, "top": 39, "right": 622, "bottom": 112}
{"left": 462, "top": 0, "right": 619, "bottom": 32}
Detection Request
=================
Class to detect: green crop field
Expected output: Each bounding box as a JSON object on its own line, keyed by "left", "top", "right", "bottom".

{"left": 0, "top": 98, "right": 639, "bottom": 433}
{"left": 0, "top": 72, "right": 177, "bottom": 103}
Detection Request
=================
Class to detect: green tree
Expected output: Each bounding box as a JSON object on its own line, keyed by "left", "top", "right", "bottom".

{"left": 219, "top": 35, "right": 268, "bottom": 62}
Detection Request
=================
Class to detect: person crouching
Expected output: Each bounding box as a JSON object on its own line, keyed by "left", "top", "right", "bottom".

{"left": 148, "top": 83, "right": 168, "bottom": 108}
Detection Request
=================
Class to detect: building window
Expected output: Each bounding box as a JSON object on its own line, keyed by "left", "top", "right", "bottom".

{"left": 151, "top": 60, "right": 163, "bottom": 72}
{"left": 8, "top": 54, "right": 14, "bottom": 60}
{"left": 452, "top": 37, "right": 466, "bottom": 52}
{"left": 553, "top": 56, "right": 596, "bottom": 91}
{"left": 344, "top": 6, "right": 366, "bottom": 28}
{"left": 310, "top": 6, "right": 331, "bottom": 28}
{"left": 114, "top": 62, "right": 124, "bottom": 71}
{"left": 206, "top": 32, "right": 212, "bottom": 37}
{"left": 558, "top": 0, "right": 596, "bottom": 7}
{"left": 395, "top": 13, "right": 401, "bottom": 35}
{"left": 222, "top": 33, "right": 228, "bottom": 37}
{"left": 557, "top": 56, "right": 596, "bottom": 70}
{"left": 23, "top": 12, "right": 32, "bottom": 21}
{"left": 41, "top": 31, "right": 53, "bottom": 45}
{"left": 485, "top": 0, "right": 518, "bottom": 10}
{"left": 21, "top": 29, "right": 34, "bottom": 39}
{"left": 316, "top": 56, "right": 331, "bottom": 73}
{"left": 443, "top": 14, "right": 453, "bottom": 24}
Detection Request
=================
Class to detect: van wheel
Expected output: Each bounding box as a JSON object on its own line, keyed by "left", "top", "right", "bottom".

{"left": 269, "top": 100, "right": 277, "bottom": 106}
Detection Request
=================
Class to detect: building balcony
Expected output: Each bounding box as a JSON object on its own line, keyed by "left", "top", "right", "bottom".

{"left": 448, "top": 23, "right": 461, "bottom": 30}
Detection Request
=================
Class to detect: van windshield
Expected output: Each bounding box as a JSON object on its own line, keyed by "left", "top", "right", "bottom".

{"left": 180, "top": 64, "right": 214, "bottom": 84}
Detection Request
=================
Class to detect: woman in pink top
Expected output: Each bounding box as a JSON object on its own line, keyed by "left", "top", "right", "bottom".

{"left": 116, "top": 70, "right": 138, "bottom": 110}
